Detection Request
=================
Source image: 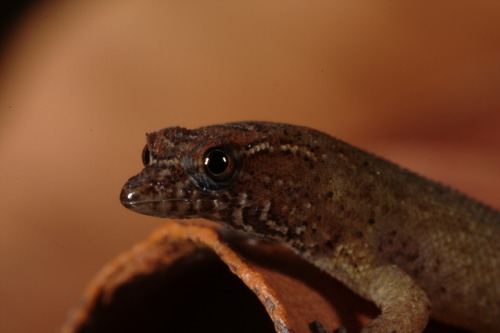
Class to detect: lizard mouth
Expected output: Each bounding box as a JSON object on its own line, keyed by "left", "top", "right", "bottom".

{"left": 120, "top": 185, "right": 219, "bottom": 219}
{"left": 121, "top": 197, "right": 202, "bottom": 218}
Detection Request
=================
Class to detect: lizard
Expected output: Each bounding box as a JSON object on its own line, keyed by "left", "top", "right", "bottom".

{"left": 120, "top": 121, "right": 500, "bottom": 332}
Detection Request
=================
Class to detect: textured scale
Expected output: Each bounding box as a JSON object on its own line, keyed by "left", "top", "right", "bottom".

{"left": 120, "top": 122, "right": 500, "bottom": 333}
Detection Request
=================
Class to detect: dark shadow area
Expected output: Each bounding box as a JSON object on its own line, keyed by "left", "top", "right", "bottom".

{"left": 76, "top": 248, "right": 275, "bottom": 333}
{"left": 0, "top": 1, "right": 39, "bottom": 51}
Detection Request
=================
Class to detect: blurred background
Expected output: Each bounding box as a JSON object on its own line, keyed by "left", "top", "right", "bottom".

{"left": 1, "top": 1, "right": 499, "bottom": 332}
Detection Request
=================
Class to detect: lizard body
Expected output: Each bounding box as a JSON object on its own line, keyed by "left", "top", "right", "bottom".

{"left": 120, "top": 122, "right": 500, "bottom": 332}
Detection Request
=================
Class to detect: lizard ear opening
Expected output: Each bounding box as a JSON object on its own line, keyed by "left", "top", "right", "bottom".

{"left": 203, "top": 147, "right": 238, "bottom": 185}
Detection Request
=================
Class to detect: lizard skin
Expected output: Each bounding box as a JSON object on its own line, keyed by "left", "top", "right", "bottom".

{"left": 120, "top": 122, "right": 500, "bottom": 332}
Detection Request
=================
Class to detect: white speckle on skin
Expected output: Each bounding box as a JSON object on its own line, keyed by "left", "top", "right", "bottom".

{"left": 279, "top": 144, "right": 317, "bottom": 160}
{"left": 295, "top": 225, "right": 307, "bottom": 235}
{"left": 158, "top": 159, "right": 180, "bottom": 167}
{"left": 213, "top": 199, "right": 228, "bottom": 211}
{"left": 280, "top": 144, "right": 298, "bottom": 153}
{"left": 158, "top": 169, "right": 171, "bottom": 177}
{"left": 232, "top": 207, "right": 244, "bottom": 227}
{"left": 260, "top": 200, "right": 271, "bottom": 221}
{"left": 238, "top": 192, "right": 248, "bottom": 207}
{"left": 175, "top": 181, "right": 185, "bottom": 198}
{"left": 194, "top": 199, "right": 202, "bottom": 212}
{"left": 266, "top": 220, "right": 289, "bottom": 235}
{"left": 246, "top": 141, "right": 273, "bottom": 156}
{"left": 243, "top": 224, "right": 255, "bottom": 233}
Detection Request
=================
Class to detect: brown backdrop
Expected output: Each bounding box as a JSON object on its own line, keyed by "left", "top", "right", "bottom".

{"left": 1, "top": 1, "right": 499, "bottom": 332}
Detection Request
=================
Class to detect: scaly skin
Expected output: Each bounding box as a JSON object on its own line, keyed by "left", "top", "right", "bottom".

{"left": 120, "top": 122, "right": 500, "bottom": 332}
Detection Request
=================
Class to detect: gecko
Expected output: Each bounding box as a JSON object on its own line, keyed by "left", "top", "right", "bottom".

{"left": 120, "top": 121, "right": 500, "bottom": 332}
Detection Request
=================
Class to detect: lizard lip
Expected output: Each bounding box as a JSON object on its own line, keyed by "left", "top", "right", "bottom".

{"left": 122, "top": 198, "right": 190, "bottom": 206}
{"left": 120, "top": 194, "right": 191, "bottom": 218}
{"left": 120, "top": 185, "right": 214, "bottom": 218}
{"left": 120, "top": 186, "right": 203, "bottom": 206}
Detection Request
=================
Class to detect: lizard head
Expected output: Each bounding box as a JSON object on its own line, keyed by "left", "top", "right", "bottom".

{"left": 120, "top": 122, "right": 330, "bottom": 241}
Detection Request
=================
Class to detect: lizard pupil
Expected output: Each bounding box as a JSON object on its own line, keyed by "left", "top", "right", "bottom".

{"left": 204, "top": 149, "right": 229, "bottom": 175}
{"left": 197, "top": 146, "right": 238, "bottom": 189}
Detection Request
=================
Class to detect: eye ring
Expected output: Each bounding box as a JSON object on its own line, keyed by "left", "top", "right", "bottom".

{"left": 142, "top": 145, "right": 151, "bottom": 166}
{"left": 203, "top": 147, "right": 237, "bottom": 183}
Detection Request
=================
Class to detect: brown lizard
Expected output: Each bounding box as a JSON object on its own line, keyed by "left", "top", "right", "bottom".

{"left": 120, "top": 122, "right": 500, "bottom": 332}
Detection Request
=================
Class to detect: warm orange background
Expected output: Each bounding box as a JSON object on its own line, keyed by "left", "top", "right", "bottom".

{"left": 1, "top": 1, "right": 499, "bottom": 332}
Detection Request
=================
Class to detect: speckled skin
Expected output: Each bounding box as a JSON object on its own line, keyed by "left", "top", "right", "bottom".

{"left": 120, "top": 122, "right": 500, "bottom": 333}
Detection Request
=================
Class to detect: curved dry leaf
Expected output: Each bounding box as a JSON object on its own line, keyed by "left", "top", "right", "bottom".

{"left": 61, "top": 220, "right": 467, "bottom": 333}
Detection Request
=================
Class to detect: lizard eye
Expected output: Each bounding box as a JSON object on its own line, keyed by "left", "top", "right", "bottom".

{"left": 142, "top": 145, "right": 151, "bottom": 166}
{"left": 203, "top": 147, "right": 237, "bottom": 183}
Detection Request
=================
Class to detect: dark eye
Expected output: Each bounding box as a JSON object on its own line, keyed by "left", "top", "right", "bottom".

{"left": 142, "top": 145, "right": 151, "bottom": 166}
{"left": 203, "top": 147, "right": 237, "bottom": 183}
